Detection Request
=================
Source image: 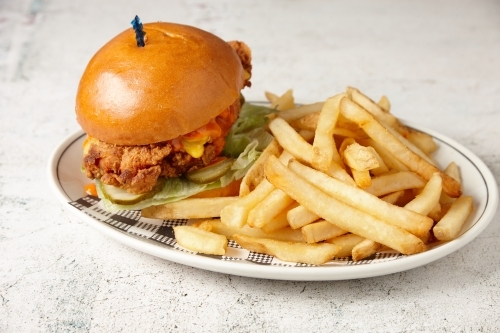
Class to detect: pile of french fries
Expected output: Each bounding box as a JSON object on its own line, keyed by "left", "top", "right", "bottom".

{"left": 141, "top": 87, "right": 473, "bottom": 265}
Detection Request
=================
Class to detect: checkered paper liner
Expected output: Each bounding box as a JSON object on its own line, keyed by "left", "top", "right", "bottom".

{"left": 69, "top": 195, "right": 406, "bottom": 267}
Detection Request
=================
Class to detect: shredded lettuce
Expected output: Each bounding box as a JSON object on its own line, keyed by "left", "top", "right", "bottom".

{"left": 223, "top": 103, "right": 276, "bottom": 157}
{"left": 98, "top": 102, "right": 275, "bottom": 212}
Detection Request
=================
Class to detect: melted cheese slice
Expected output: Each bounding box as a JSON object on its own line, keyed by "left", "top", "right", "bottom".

{"left": 182, "top": 136, "right": 210, "bottom": 158}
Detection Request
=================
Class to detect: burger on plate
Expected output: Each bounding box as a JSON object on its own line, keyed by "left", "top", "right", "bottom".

{"left": 76, "top": 21, "right": 274, "bottom": 212}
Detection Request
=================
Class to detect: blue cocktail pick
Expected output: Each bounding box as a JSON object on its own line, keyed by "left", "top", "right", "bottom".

{"left": 131, "top": 15, "right": 145, "bottom": 47}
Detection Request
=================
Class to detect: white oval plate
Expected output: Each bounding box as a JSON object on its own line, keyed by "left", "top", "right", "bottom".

{"left": 47, "top": 121, "right": 498, "bottom": 281}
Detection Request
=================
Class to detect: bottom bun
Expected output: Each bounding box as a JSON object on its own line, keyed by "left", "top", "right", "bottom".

{"left": 189, "top": 179, "right": 242, "bottom": 198}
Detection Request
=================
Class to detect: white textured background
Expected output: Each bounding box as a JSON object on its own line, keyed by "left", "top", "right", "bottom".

{"left": 1, "top": 0, "right": 499, "bottom": 332}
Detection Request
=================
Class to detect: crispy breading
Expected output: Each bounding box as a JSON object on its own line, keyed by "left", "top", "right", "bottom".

{"left": 228, "top": 40, "right": 252, "bottom": 87}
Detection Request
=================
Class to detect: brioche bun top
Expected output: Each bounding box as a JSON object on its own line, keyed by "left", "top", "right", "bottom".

{"left": 75, "top": 22, "right": 244, "bottom": 145}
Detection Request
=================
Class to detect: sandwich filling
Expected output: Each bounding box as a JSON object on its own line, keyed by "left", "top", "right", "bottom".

{"left": 82, "top": 99, "right": 241, "bottom": 194}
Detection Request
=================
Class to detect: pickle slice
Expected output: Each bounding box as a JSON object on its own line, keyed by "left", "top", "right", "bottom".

{"left": 99, "top": 179, "right": 164, "bottom": 205}
{"left": 186, "top": 157, "right": 234, "bottom": 184}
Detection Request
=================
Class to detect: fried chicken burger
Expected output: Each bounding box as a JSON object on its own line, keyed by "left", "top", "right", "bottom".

{"left": 76, "top": 21, "right": 271, "bottom": 212}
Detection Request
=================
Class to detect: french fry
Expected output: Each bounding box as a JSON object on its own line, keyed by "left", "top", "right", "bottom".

{"left": 173, "top": 226, "right": 227, "bottom": 255}
{"left": 343, "top": 142, "right": 379, "bottom": 171}
{"left": 312, "top": 94, "right": 345, "bottom": 172}
{"left": 269, "top": 117, "right": 314, "bottom": 163}
{"left": 265, "top": 91, "right": 279, "bottom": 103}
{"left": 288, "top": 160, "right": 433, "bottom": 238}
{"left": 325, "top": 234, "right": 365, "bottom": 258}
{"left": 427, "top": 203, "right": 442, "bottom": 222}
{"left": 260, "top": 202, "right": 297, "bottom": 233}
{"left": 239, "top": 139, "right": 281, "bottom": 196}
{"left": 352, "top": 239, "right": 382, "bottom": 261}
{"left": 367, "top": 146, "right": 390, "bottom": 176}
{"left": 346, "top": 87, "right": 398, "bottom": 127}
{"left": 385, "top": 125, "right": 436, "bottom": 166}
{"left": 233, "top": 234, "right": 341, "bottom": 265}
{"left": 340, "top": 97, "right": 462, "bottom": 198}
{"left": 444, "top": 162, "right": 461, "bottom": 183}
{"left": 363, "top": 171, "right": 426, "bottom": 197}
{"left": 198, "top": 219, "right": 305, "bottom": 243}
{"left": 247, "top": 188, "right": 294, "bottom": 228}
{"left": 359, "top": 138, "right": 409, "bottom": 172}
{"left": 298, "top": 129, "right": 315, "bottom": 142}
{"left": 407, "top": 129, "right": 438, "bottom": 155}
{"left": 440, "top": 162, "right": 462, "bottom": 205}
{"left": 379, "top": 190, "right": 405, "bottom": 204}
{"left": 377, "top": 95, "right": 391, "bottom": 112}
{"left": 141, "top": 197, "right": 239, "bottom": 219}
{"left": 269, "top": 117, "right": 355, "bottom": 186}
{"left": 404, "top": 172, "right": 443, "bottom": 215}
{"left": 433, "top": 196, "right": 473, "bottom": 241}
{"left": 270, "top": 89, "right": 295, "bottom": 111}
{"left": 290, "top": 112, "right": 319, "bottom": 131}
{"left": 351, "top": 169, "right": 372, "bottom": 188}
{"left": 266, "top": 156, "right": 426, "bottom": 254}
{"left": 287, "top": 205, "right": 320, "bottom": 229}
{"left": 301, "top": 220, "right": 347, "bottom": 243}
{"left": 278, "top": 102, "right": 324, "bottom": 123}
{"left": 220, "top": 179, "right": 275, "bottom": 228}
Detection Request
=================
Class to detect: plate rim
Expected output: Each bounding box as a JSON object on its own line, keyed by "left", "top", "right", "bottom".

{"left": 47, "top": 121, "right": 499, "bottom": 281}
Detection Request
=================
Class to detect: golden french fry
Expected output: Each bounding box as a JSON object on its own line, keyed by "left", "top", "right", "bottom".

{"left": 198, "top": 219, "right": 305, "bottom": 243}
{"left": 351, "top": 169, "right": 372, "bottom": 188}
{"left": 247, "top": 188, "right": 294, "bottom": 228}
{"left": 265, "top": 91, "right": 279, "bottom": 103}
{"left": 301, "top": 220, "right": 347, "bottom": 243}
{"left": 352, "top": 239, "right": 382, "bottom": 261}
{"left": 298, "top": 129, "right": 315, "bottom": 142}
{"left": 312, "top": 94, "right": 344, "bottom": 172}
{"left": 440, "top": 161, "right": 462, "bottom": 205}
{"left": 239, "top": 139, "right": 281, "bottom": 196}
{"left": 343, "top": 142, "right": 379, "bottom": 171}
{"left": 288, "top": 160, "right": 433, "bottom": 238}
{"left": 407, "top": 129, "right": 438, "bottom": 155}
{"left": 260, "top": 202, "right": 297, "bottom": 233}
{"left": 269, "top": 117, "right": 314, "bottom": 163}
{"left": 404, "top": 172, "right": 443, "bottom": 215}
{"left": 173, "top": 226, "right": 227, "bottom": 255}
{"left": 340, "top": 97, "right": 462, "bottom": 198}
{"left": 290, "top": 112, "right": 319, "bottom": 131}
{"left": 278, "top": 102, "right": 324, "bottom": 123}
{"left": 233, "top": 234, "right": 341, "bottom": 265}
{"left": 333, "top": 127, "right": 367, "bottom": 140}
{"left": 363, "top": 171, "right": 426, "bottom": 197}
{"left": 359, "top": 138, "right": 409, "bottom": 172}
{"left": 325, "top": 234, "right": 365, "bottom": 257}
{"left": 221, "top": 150, "right": 292, "bottom": 227}
{"left": 220, "top": 179, "right": 275, "bottom": 228}
{"left": 367, "top": 146, "right": 390, "bottom": 176}
{"left": 269, "top": 117, "right": 355, "bottom": 186}
{"left": 141, "top": 197, "right": 239, "bottom": 219}
{"left": 385, "top": 125, "right": 436, "bottom": 166}
{"left": 266, "top": 156, "right": 426, "bottom": 255}
{"left": 379, "top": 190, "right": 405, "bottom": 204}
{"left": 287, "top": 205, "right": 320, "bottom": 229}
{"left": 346, "top": 87, "right": 398, "bottom": 127}
{"left": 377, "top": 95, "right": 391, "bottom": 112}
{"left": 444, "top": 162, "right": 461, "bottom": 183}
{"left": 427, "top": 203, "right": 442, "bottom": 222}
{"left": 270, "top": 89, "right": 295, "bottom": 111}
{"left": 433, "top": 196, "right": 473, "bottom": 241}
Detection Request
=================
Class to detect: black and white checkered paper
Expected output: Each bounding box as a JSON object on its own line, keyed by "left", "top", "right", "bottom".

{"left": 70, "top": 195, "right": 405, "bottom": 267}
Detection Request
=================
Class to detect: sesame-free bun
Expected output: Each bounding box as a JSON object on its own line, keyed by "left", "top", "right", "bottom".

{"left": 76, "top": 22, "right": 244, "bottom": 145}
